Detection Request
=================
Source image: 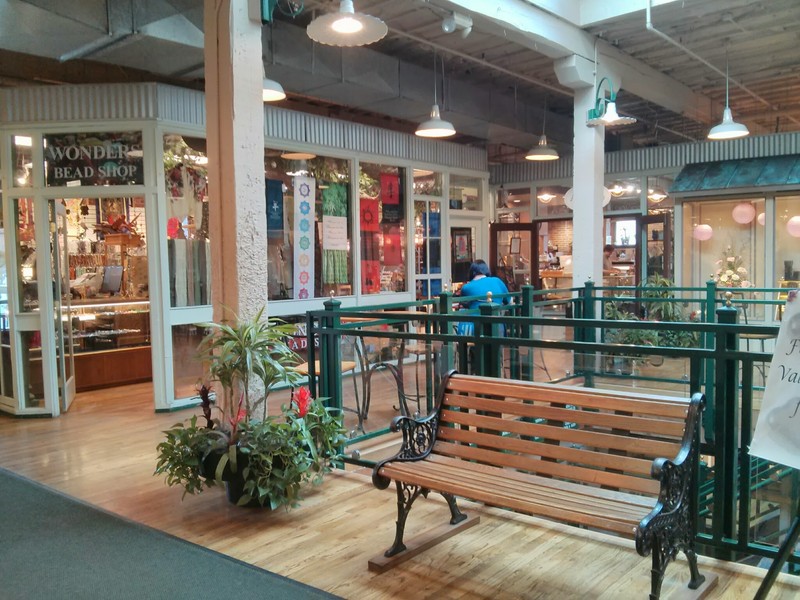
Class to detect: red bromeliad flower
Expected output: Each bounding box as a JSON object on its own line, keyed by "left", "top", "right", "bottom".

{"left": 228, "top": 392, "right": 246, "bottom": 442}
{"left": 293, "top": 386, "right": 312, "bottom": 418}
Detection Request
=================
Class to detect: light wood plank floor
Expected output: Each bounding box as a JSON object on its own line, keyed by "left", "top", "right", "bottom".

{"left": 1, "top": 383, "right": 798, "bottom": 599}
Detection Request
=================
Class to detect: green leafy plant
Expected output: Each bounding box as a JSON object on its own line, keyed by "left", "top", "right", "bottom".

{"left": 639, "top": 275, "right": 699, "bottom": 348}
{"left": 155, "top": 308, "right": 346, "bottom": 509}
{"left": 198, "top": 306, "right": 302, "bottom": 425}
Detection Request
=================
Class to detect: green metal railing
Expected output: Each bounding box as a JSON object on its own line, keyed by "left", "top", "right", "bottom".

{"left": 303, "top": 281, "right": 795, "bottom": 570}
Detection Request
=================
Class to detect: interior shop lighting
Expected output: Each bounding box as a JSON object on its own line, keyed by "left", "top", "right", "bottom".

{"left": 526, "top": 100, "right": 559, "bottom": 161}
{"left": 307, "top": 0, "right": 387, "bottom": 47}
{"left": 537, "top": 192, "right": 556, "bottom": 203}
{"left": 647, "top": 189, "right": 667, "bottom": 203}
{"left": 707, "top": 53, "right": 749, "bottom": 140}
{"left": 14, "top": 135, "right": 32, "bottom": 147}
{"left": 586, "top": 77, "right": 637, "bottom": 127}
{"left": 281, "top": 152, "right": 317, "bottom": 160}
{"left": 416, "top": 53, "right": 456, "bottom": 138}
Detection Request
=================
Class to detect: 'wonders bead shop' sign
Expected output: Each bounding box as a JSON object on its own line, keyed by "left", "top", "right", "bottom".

{"left": 44, "top": 131, "right": 144, "bottom": 187}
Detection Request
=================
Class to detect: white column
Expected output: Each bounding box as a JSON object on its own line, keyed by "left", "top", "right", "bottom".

{"left": 204, "top": 0, "right": 267, "bottom": 321}
{"left": 571, "top": 85, "right": 605, "bottom": 289}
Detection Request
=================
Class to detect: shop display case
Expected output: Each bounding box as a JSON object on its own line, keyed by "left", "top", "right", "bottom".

{"left": 69, "top": 300, "right": 151, "bottom": 390}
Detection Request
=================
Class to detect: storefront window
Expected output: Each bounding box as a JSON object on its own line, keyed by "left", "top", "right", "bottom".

{"left": 15, "top": 198, "right": 37, "bottom": 311}
{"left": 496, "top": 187, "right": 532, "bottom": 223}
{"left": 683, "top": 198, "right": 765, "bottom": 314}
{"left": 647, "top": 175, "right": 674, "bottom": 213}
{"left": 775, "top": 195, "right": 800, "bottom": 285}
{"left": 265, "top": 152, "right": 352, "bottom": 300}
{"left": 172, "top": 324, "right": 207, "bottom": 400}
{"left": 605, "top": 177, "right": 642, "bottom": 212}
{"left": 20, "top": 330, "right": 43, "bottom": 409}
{"left": 414, "top": 200, "right": 441, "bottom": 299}
{"left": 359, "top": 163, "right": 407, "bottom": 295}
{"left": 413, "top": 169, "right": 442, "bottom": 196}
{"left": 450, "top": 174, "right": 482, "bottom": 211}
{"left": 164, "top": 134, "right": 210, "bottom": 307}
{"left": 534, "top": 185, "right": 570, "bottom": 218}
{"left": 44, "top": 131, "right": 143, "bottom": 187}
{"left": 11, "top": 135, "right": 33, "bottom": 189}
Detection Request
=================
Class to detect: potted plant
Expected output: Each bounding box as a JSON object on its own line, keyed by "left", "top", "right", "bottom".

{"left": 155, "top": 308, "right": 347, "bottom": 509}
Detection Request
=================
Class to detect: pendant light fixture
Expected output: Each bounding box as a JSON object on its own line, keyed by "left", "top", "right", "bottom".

{"left": 416, "top": 53, "right": 456, "bottom": 138}
{"left": 307, "top": 0, "right": 387, "bottom": 47}
{"left": 526, "top": 99, "right": 559, "bottom": 161}
{"left": 707, "top": 49, "right": 749, "bottom": 140}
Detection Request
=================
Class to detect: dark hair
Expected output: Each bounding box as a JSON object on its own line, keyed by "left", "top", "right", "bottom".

{"left": 604, "top": 244, "right": 615, "bottom": 253}
{"left": 468, "top": 260, "right": 491, "bottom": 280}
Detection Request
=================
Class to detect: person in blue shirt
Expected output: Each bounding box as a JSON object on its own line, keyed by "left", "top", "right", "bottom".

{"left": 456, "top": 260, "right": 510, "bottom": 336}
{"left": 459, "top": 260, "right": 510, "bottom": 308}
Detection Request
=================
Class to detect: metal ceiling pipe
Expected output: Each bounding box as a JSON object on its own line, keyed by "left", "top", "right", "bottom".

{"left": 645, "top": 0, "right": 800, "bottom": 127}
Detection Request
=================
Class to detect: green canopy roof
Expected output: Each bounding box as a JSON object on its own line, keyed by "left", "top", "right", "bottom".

{"left": 671, "top": 155, "right": 800, "bottom": 196}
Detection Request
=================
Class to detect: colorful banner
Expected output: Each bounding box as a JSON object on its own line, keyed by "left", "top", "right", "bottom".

{"left": 293, "top": 176, "right": 315, "bottom": 300}
{"left": 380, "top": 173, "right": 402, "bottom": 223}
{"left": 360, "top": 198, "right": 380, "bottom": 232}
{"left": 266, "top": 179, "right": 284, "bottom": 239}
{"left": 383, "top": 226, "right": 402, "bottom": 266}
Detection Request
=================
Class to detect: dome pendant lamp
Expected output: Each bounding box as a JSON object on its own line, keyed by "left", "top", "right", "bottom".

{"left": 708, "top": 51, "right": 749, "bottom": 140}
{"left": 416, "top": 53, "right": 456, "bottom": 138}
{"left": 526, "top": 99, "right": 559, "bottom": 161}
{"left": 306, "top": 0, "right": 388, "bottom": 47}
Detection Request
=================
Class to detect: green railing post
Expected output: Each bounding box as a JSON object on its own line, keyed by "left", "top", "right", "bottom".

{"left": 478, "top": 299, "right": 501, "bottom": 377}
{"left": 321, "top": 295, "right": 343, "bottom": 412}
{"left": 703, "top": 279, "right": 718, "bottom": 441}
{"left": 712, "top": 293, "right": 739, "bottom": 559}
{"left": 577, "top": 279, "right": 596, "bottom": 386}
{"left": 519, "top": 285, "right": 535, "bottom": 380}
{"left": 438, "top": 290, "right": 455, "bottom": 374}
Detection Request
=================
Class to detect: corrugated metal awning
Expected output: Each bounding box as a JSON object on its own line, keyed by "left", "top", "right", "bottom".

{"left": 670, "top": 155, "right": 800, "bottom": 197}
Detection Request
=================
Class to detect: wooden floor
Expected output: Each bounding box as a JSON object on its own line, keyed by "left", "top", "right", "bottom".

{"left": 1, "top": 382, "right": 798, "bottom": 599}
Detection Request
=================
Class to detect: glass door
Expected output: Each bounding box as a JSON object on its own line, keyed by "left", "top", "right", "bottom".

{"left": 51, "top": 202, "right": 76, "bottom": 412}
{"left": 489, "top": 223, "right": 539, "bottom": 291}
{"left": 641, "top": 214, "right": 672, "bottom": 281}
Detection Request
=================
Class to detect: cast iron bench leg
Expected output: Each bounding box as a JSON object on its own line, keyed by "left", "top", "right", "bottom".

{"left": 385, "top": 481, "right": 423, "bottom": 557}
{"left": 443, "top": 492, "right": 467, "bottom": 524}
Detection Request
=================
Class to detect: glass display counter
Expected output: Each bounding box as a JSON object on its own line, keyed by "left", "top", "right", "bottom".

{"left": 69, "top": 300, "right": 151, "bottom": 390}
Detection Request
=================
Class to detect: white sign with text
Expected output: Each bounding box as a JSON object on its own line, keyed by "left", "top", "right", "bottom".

{"left": 750, "top": 289, "right": 800, "bottom": 469}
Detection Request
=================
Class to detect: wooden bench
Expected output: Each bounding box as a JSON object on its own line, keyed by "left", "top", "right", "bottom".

{"left": 371, "top": 371, "right": 709, "bottom": 599}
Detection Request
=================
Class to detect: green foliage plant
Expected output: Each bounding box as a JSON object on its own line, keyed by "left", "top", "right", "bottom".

{"left": 155, "top": 308, "right": 347, "bottom": 509}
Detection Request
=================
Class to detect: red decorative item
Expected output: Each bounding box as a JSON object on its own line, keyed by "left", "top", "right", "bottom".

{"left": 293, "top": 386, "right": 312, "bottom": 418}
{"left": 360, "top": 198, "right": 380, "bottom": 231}
{"left": 362, "top": 260, "right": 381, "bottom": 293}
{"left": 380, "top": 173, "right": 400, "bottom": 204}
{"left": 383, "top": 226, "right": 402, "bottom": 266}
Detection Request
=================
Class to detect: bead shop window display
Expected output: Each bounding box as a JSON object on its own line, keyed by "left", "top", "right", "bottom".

{"left": 163, "top": 134, "right": 210, "bottom": 308}
{"left": 265, "top": 152, "right": 353, "bottom": 300}
{"left": 359, "top": 162, "right": 407, "bottom": 295}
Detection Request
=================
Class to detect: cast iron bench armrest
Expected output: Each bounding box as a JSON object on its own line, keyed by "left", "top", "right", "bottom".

{"left": 373, "top": 412, "right": 440, "bottom": 490}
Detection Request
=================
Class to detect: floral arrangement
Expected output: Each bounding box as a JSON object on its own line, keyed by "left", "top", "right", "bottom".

{"left": 714, "top": 246, "right": 753, "bottom": 288}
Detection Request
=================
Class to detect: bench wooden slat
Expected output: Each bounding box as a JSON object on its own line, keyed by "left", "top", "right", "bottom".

{"left": 411, "top": 456, "right": 652, "bottom": 521}
{"left": 423, "top": 454, "right": 655, "bottom": 510}
{"left": 444, "top": 393, "right": 687, "bottom": 438}
{"left": 378, "top": 460, "right": 647, "bottom": 536}
{"left": 446, "top": 376, "right": 690, "bottom": 419}
{"left": 439, "top": 408, "right": 681, "bottom": 459}
{"left": 435, "top": 421, "right": 657, "bottom": 477}
{"left": 432, "top": 437, "right": 661, "bottom": 495}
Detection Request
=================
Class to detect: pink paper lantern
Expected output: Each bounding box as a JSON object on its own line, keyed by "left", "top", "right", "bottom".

{"left": 757, "top": 212, "right": 765, "bottom": 226}
{"left": 787, "top": 216, "right": 800, "bottom": 238}
{"left": 732, "top": 202, "right": 756, "bottom": 224}
{"left": 693, "top": 224, "right": 713, "bottom": 241}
